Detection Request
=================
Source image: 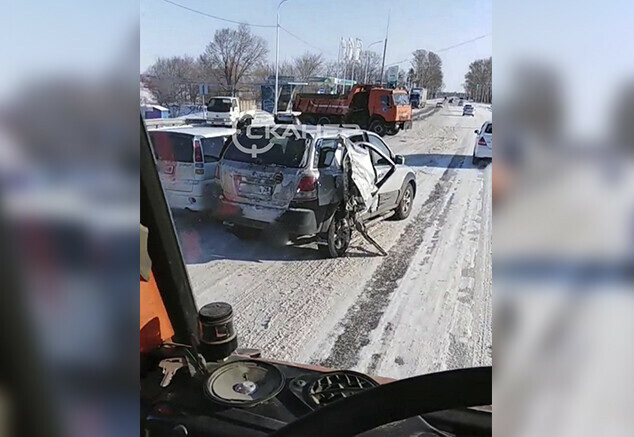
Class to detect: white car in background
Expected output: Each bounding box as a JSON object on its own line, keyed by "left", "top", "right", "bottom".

{"left": 473, "top": 121, "right": 492, "bottom": 164}
{"left": 148, "top": 126, "right": 236, "bottom": 212}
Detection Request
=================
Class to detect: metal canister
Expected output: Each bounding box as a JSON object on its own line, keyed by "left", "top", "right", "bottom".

{"left": 198, "top": 302, "right": 238, "bottom": 361}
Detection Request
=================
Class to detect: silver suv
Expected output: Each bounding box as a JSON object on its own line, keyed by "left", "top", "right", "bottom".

{"left": 213, "top": 125, "right": 417, "bottom": 257}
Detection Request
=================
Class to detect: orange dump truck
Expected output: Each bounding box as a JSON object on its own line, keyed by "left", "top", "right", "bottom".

{"left": 293, "top": 85, "right": 413, "bottom": 136}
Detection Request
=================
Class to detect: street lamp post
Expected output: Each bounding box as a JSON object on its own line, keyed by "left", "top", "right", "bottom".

{"left": 275, "top": 0, "right": 289, "bottom": 116}
{"left": 364, "top": 40, "right": 383, "bottom": 83}
{"left": 379, "top": 9, "right": 390, "bottom": 86}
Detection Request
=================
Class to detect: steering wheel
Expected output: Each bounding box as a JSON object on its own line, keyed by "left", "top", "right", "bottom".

{"left": 271, "top": 366, "right": 491, "bottom": 437}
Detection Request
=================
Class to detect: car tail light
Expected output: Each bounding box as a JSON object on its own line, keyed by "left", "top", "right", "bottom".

{"left": 294, "top": 176, "right": 317, "bottom": 201}
{"left": 194, "top": 140, "right": 203, "bottom": 162}
{"left": 478, "top": 137, "right": 487, "bottom": 147}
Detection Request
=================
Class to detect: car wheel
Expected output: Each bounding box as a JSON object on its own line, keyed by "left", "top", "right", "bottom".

{"left": 232, "top": 225, "right": 262, "bottom": 240}
{"left": 386, "top": 124, "right": 400, "bottom": 135}
{"left": 301, "top": 115, "right": 316, "bottom": 125}
{"left": 237, "top": 116, "right": 253, "bottom": 129}
{"left": 317, "top": 116, "right": 331, "bottom": 125}
{"left": 318, "top": 214, "right": 351, "bottom": 258}
{"left": 394, "top": 183, "right": 414, "bottom": 220}
{"left": 472, "top": 150, "right": 480, "bottom": 165}
{"left": 369, "top": 119, "right": 387, "bottom": 137}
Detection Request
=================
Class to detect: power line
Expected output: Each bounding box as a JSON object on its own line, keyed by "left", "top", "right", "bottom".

{"left": 437, "top": 33, "right": 491, "bottom": 52}
{"left": 160, "top": 1, "right": 336, "bottom": 57}
{"left": 384, "top": 33, "right": 492, "bottom": 67}
{"left": 279, "top": 25, "right": 337, "bottom": 57}
{"left": 160, "top": 0, "right": 276, "bottom": 28}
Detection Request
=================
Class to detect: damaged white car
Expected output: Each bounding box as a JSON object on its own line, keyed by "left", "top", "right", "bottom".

{"left": 213, "top": 125, "right": 416, "bottom": 257}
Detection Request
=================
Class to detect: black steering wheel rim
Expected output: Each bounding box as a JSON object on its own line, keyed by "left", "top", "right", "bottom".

{"left": 271, "top": 366, "right": 492, "bottom": 437}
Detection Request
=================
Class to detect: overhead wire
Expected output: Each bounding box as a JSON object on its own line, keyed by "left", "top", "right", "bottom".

{"left": 279, "top": 25, "right": 337, "bottom": 57}
{"left": 385, "top": 33, "right": 492, "bottom": 67}
{"left": 161, "top": 0, "right": 335, "bottom": 56}
{"left": 158, "top": 2, "right": 490, "bottom": 76}
{"left": 160, "top": 0, "right": 276, "bottom": 28}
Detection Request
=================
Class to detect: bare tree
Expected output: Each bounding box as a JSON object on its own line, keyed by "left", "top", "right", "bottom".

{"left": 464, "top": 57, "right": 492, "bottom": 102}
{"left": 411, "top": 49, "right": 444, "bottom": 97}
{"left": 251, "top": 60, "right": 295, "bottom": 83}
{"left": 199, "top": 24, "right": 269, "bottom": 95}
{"left": 322, "top": 61, "right": 340, "bottom": 77}
{"left": 406, "top": 68, "right": 415, "bottom": 88}
{"left": 360, "top": 50, "right": 382, "bottom": 84}
{"left": 293, "top": 52, "right": 324, "bottom": 81}
{"left": 143, "top": 55, "right": 198, "bottom": 105}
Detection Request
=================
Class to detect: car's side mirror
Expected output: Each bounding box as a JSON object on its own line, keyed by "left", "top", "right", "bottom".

{"left": 395, "top": 155, "right": 405, "bottom": 165}
{"left": 474, "top": 130, "right": 480, "bottom": 134}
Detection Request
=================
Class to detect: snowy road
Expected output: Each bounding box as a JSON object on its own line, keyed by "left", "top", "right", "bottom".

{"left": 173, "top": 103, "right": 492, "bottom": 379}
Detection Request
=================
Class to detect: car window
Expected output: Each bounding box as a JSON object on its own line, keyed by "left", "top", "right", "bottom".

{"left": 366, "top": 134, "right": 392, "bottom": 165}
{"left": 348, "top": 134, "right": 365, "bottom": 143}
{"left": 369, "top": 149, "right": 390, "bottom": 167}
{"left": 208, "top": 98, "right": 232, "bottom": 112}
{"left": 201, "top": 136, "right": 227, "bottom": 163}
{"left": 222, "top": 132, "right": 308, "bottom": 168}
{"left": 484, "top": 123, "right": 492, "bottom": 134}
{"left": 380, "top": 95, "right": 390, "bottom": 106}
{"left": 393, "top": 93, "right": 409, "bottom": 105}
{"left": 149, "top": 132, "right": 193, "bottom": 163}
{"left": 316, "top": 138, "right": 338, "bottom": 168}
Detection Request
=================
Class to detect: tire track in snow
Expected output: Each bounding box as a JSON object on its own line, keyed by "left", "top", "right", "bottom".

{"left": 317, "top": 153, "right": 466, "bottom": 369}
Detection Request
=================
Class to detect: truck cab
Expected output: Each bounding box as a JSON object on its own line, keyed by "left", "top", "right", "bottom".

{"left": 348, "top": 86, "right": 412, "bottom": 136}
{"left": 368, "top": 88, "right": 412, "bottom": 135}
{"left": 206, "top": 96, "right": 255, "bottom": 127}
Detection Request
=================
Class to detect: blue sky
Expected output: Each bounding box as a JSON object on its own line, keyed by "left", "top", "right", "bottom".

{"left": 2, "top": 1, "right": 137, "bottom": 98}
{"left": 141, "top": 0, "right": 492, "bottom": 91}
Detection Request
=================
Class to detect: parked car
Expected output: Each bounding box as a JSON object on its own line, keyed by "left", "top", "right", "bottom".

{"left": 148, "top": 125, "right": 236, "bottom": 211}
{"left": 462, "top": 104, "right": 475, "bottom": 116}
{"left": 214, "top": 125, "right": 417, "bottom": 257}
{"left": 473, "top": 121, "right": 492, "bottom": 164}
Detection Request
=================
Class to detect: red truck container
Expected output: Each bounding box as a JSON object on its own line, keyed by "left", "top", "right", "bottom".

{"left": 294, "top": 85, "right": 413, "bottom": 136}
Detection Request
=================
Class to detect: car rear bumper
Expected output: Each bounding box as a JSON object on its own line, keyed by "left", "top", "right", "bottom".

{"left": 474, "top": 146, "right": 492, "bottom": 159}
{"left": 165, "top": 191, "right": 215, "bottom": 211}
{"left": 216, "top": 198, "right": 320, "bottom": 235}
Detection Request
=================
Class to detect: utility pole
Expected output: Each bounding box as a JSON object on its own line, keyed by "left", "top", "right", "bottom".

{"left": 275, "top": 0, "right": 289, "bottom": 115}
{"left": 379, "top": 10, "right": 390, "bottom": 86}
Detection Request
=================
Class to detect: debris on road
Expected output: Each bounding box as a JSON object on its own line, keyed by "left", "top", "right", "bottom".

{"left": 340, "top": 136, "right": 388, "bottom": 256}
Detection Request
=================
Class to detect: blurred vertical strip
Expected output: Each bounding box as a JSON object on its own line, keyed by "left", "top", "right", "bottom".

{"left": 494, "top": 1, "right": 634, "bottom": 436}
{"left": 0, "top": 1, "right": 140, "bottom": 437}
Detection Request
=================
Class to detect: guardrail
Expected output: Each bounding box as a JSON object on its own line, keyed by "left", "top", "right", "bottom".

{"left": 144, "top": 118, "right": 189, "bottom": 129}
